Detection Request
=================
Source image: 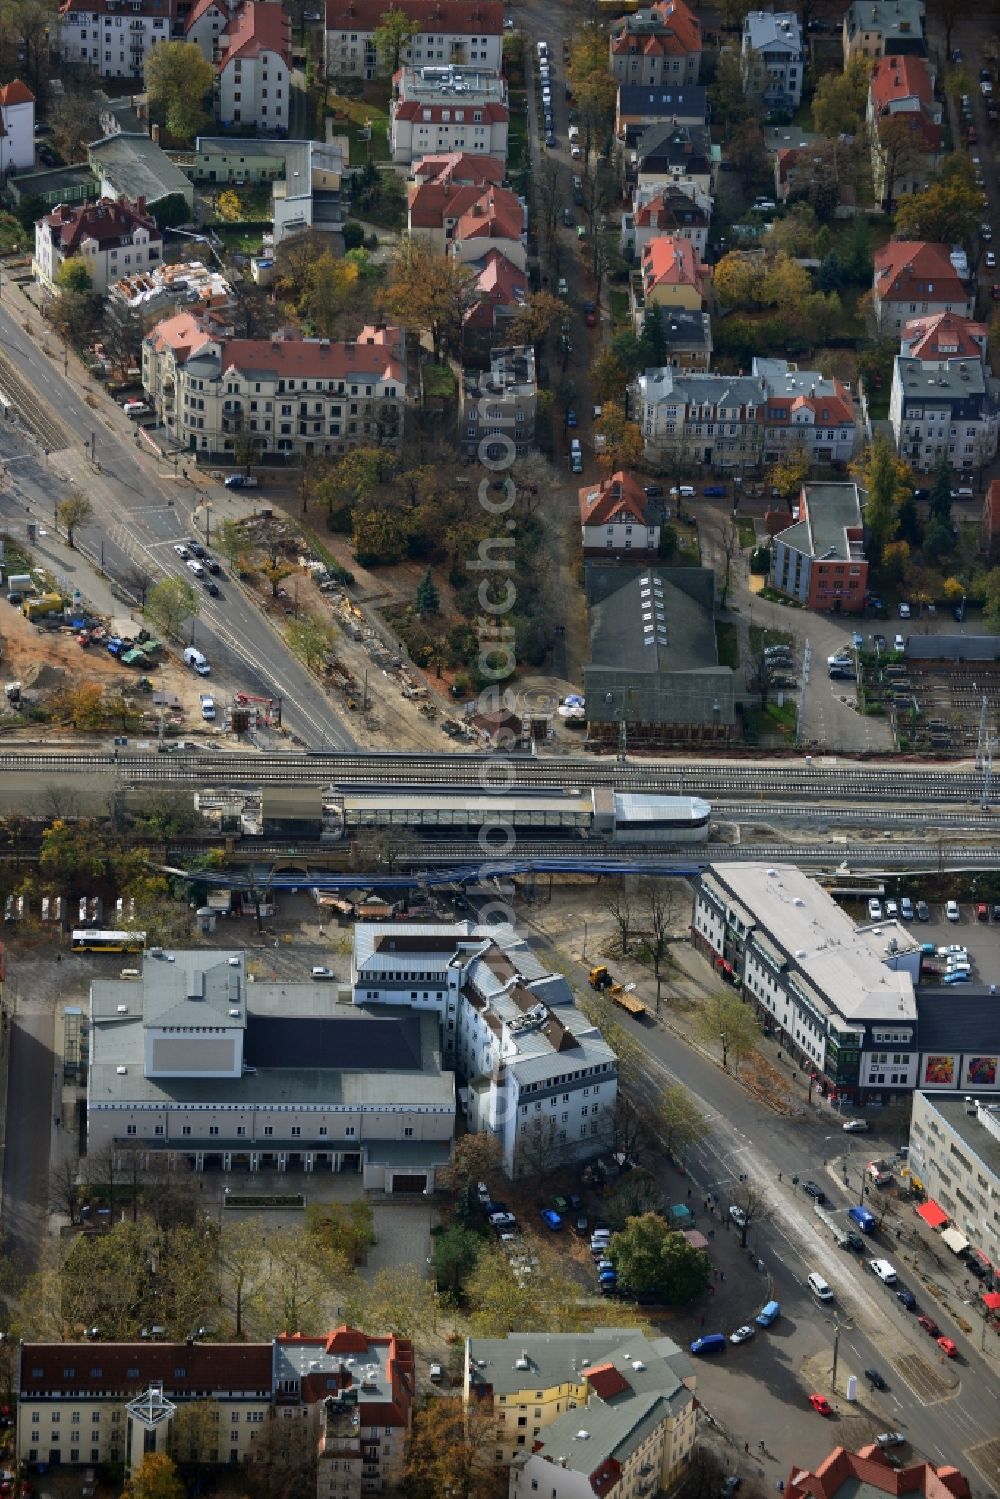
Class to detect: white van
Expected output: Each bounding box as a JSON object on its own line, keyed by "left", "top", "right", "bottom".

{"left": 182, "top": 646, "right": 211, "bottom": 676}
{"left": 807, "top": 1272, "right": 833, "bottom": 1302}
{"left": 869, "top": 1258, "right": 897, "bottom": 1284}
{"left": 186, "top": 558, "right": 205, "bottom": 578}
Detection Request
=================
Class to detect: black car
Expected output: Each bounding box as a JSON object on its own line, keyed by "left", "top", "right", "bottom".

{"left": 205, "top": 556, "right": 222, "bottom": 574}
{"left": 992, "top": 904, "right": 1000, "bottom": 923}
{"left": 844, "top": 1231, "right": 865, "bottom": 1253}
{"left": 896, "top": 1287, "right": 917, "bottom": 1310}
{"left": 803, "top": 1181, "right": 827, "bottom": 1203}
{"left": 203, "top": 580, "right": 222, "bottom": 597}
{"left": 916, "top": 900, "right": 930, "bottom": 921}
{"left": 865, "top": 1368, "right": 888, "bottom": 1391}
{"left": 643, "top": 484, "right": 665, "bottom": 498}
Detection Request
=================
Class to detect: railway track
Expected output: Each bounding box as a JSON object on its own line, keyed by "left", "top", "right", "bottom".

{"left": 0, "top": 749, "right": 991, "bottom": 805}
{"left": 0, "top": 345, "right": 71, "bottom": 453}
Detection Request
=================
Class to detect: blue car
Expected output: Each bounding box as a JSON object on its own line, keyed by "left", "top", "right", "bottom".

{"left": 704, "top": 485, "right": 726, "bottom": 496}
{"left": 943, "top": 970, "right": 969, "bottom": 984}
{"left": 566, "top": 409, "right": 578, "bottom": 427}
{"left": 539, "top": 1208, "right": 563, "bottom": 1230}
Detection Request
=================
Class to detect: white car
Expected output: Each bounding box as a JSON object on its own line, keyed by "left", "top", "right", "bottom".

{"left": 987, "top": 251, "right": 997, "bottom": 270}
{"left": 311, "top": 965, "right": 334, "bottom": 980}
{"left": 186, "top": 558, "right": 205, "bottom": 577}
{"left": 867, "top": 897, "right": 883, "bottom": 921}
{"left": 730, "top": 1325, "right": 755, "bottom": 1344}
{"left": 729, "top": 1205, "right": 747, "bottom": 1229}
{"left": 557, "top": 277, "right": 569, "bottom": 296}
{"left": 885, "top": 898, "right": 898, "bottom": 918}
{"left": 173, "top": 543, "right": 191, "bottom": 559}
{"left": 843, "top": 1119, "right": 870, "bottom": 1133}
{"left": 898, "top": 601, "right": 911, "bottom": 618}
{"left": 894, "top": 633, "right": 905, "bottom": 652}
{"left": 182, "top": 646, "right": 210, "bottom": 675}
{"left": 946, "top": 900, "right": 960, "bottom": 922}
{"left": 571, "top": 144, "right": 582, "bottom": 159}
{"left": 199, "top": 693, "right": 216, "bottom": 720}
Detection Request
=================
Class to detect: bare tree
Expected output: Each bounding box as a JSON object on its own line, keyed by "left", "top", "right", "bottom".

{"left": 121, "top": 565, "right": 153, "bottom": 608}
{"left": 514, "top": 1115, "right": 559, "bottom": 1184}
{"left": 601, "top": 1094, "right": 650, "bottom": 1163}
{"left": 606, "top": 1166, "right": 663, "bottom": 1225}
{"left": 640, "top": 877, "right": 678, "bottom": 977}
{"left": 48, "top": 1155, "right": 81, "bottom": 1223}
{"left": 719, "top": 518, "right": 742, "bottom": 608}
{"left": 745, "top": 648, "right": 775, "bottom": 711}
{"left": 727, "top": 1178, "right": 772, "bottom": 1249}
{"left": 602, "top": 877, "right": 637, "bottom": 955}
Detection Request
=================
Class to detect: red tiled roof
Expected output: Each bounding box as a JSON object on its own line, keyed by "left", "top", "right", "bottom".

{"left": 408, "top": 180, "right": 518, "bottom": 230}
{"left": 633, "top": 189, "right": 709, "bottom": 228}
{"left": 870, "top": 53, "right": 933, "bottom": 110}
{"left": 42, "top": 197, "right": 160, "bottom": 253}
{"left": 219, "top": 0, "right": 291, "bottom": 68}
{"left": 610, "top": 0, "right": 701, "bottom": 58}
{"left": 581, "top": 1360, "right": 633, "bottom": 1400}
{"left": 454, "top": 187, "right": 524, "bottom": 242}
{"left": 411, "top": 150, "right": 505, "bottom": 185}
{"left": 184, "top": 0, "right": 230, "bottom": 30}
{"left": 874, "top": 241, "right": 967, "bottom": 302}
{"left": 394, "top": 98, "right": 508, "bottom": 122}
{"left": 222, "top": 324, "right": 405, "bottom": 383}
{"left": 901, "top": 310, "right": 988, "bottom": 359}
{"left": 60, "top": 0, "right": 173, "bottom": 17}
{"left": 464, "top": 249, "right": 526, "bottom": 326}
{"left": 326, "top": 0, "right": 502, "bottom": 36}
{"left": 763, "top": 382, "right": 854, "bottom": 428}
{"left": 642, "top": 235, "right": 708, "bottom": 294}
{"left": 787, "top": 1446, "right": 972, "bottom": 1499}
{"left": 19, "top": 1342, "right": 273, "bottom": 1397}
{"left": 148, "top": 309, "right": 217, "bottom": 360}
{"left": 0, "top": 79, "right": 35, "bottom": 106}
{"left": 579, "top": 471, "right": 650, "bottom": 528}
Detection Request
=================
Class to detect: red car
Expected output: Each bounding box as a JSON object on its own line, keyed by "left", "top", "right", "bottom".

{"left": 937, "top": 1336, "right": 958, "bottom": 1357}
{"left": 809, "top": 1393, "right": 832, "bottom": 1415}
{"left": 918, "top": 1314, "right": 940, "bottom": 1337}
{"left": 583, "top": 301, "right": 597, "bottom": 327}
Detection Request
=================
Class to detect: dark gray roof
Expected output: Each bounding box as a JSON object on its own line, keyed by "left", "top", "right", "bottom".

{"left": 244, "top": 1014, "right": 426, "bottom": 1070}
{"left": 917, "top": 991, "right": 1000, "bottom": 1052}
{"left": 618, "top": 84, "right": 706, "bottom": 119}
{"left": 635, "top": 122, "right": 712, "bottom": 170}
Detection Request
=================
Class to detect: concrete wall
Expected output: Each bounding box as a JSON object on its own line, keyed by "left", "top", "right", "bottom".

{"left": 905, "top": 635, "right": 1000, "bottom": 662}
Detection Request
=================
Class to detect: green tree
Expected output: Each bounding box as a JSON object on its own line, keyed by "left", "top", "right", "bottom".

{"left": 893, "top": 174, "right": 982, "bottom": 243}
{"left": 216, "top": 189, "right": 242, "bottom": 221}
{"left": 928, "top": 454, "right": 953, "bottom": 527}
{"left": 710, "top": 47, "right": 757, "bottom": 133}
{"left": 430, "top": 1223, "right": 483, "bottom": 1293}
{"left": 304, "top": 1200, "right": 375, "bottom": 1266}
{"left": 922, "top": 521, "right": 952, "bottom": 563}
{"left": 286, "top": 613, "right": 338, "bottom": 673}
{"left": 56, "top": 490, "right": 93, "bottom": 548}
{"left": 609, "top": 1213, "right": 711, "bottom": 1304}
{"left": 812, "top": 56, "right": 870, "bottom": 135}
{"left": 352, "top": 506, "right": 408, "bottom": 565}
{"left": 415, "top": 566, "right": 440, "bottom": 615}
{"left": 144, "top": 40, "right": 214, "bottom": 141}
{"left": 55, "top": 256, "right": 92, "bottom": 294}
{"left": 343, "top": 1265, "right": 437, "bottom": 1339}
{"left": 694, "top": 990, "right": 762, "bottom": 1074}
{"left": 214, "top": 517, "right": 250, "bottom": 571}
{"left": 145, "top": 575, "right": 199, "bottom": 640}
{"left": 302, "top": 250, "right": 360, "bottom": 338}
{"left": 856, "top": 433, "right": 903, "bottom": 570}
{"left": 125, "top": 1452, "right": 186, "bottom": 1499}
{"left": 372, "top": 5, "right": 420, "bottom": 73}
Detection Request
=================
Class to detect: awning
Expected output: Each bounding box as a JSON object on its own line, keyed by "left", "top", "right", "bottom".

{"left": 981, "top": 1292, "right": 1000, "bottom": 1312}
{"left": 683, "top": 1229, "right": 710, "bottom": 1250}
{"left": 941, "top": 1226, "right": 970, "bottom": 1254}
{"left": 916, "top": 1200, "right": 949, "bottom": 1229}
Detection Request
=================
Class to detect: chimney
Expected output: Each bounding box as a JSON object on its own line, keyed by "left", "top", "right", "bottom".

{"left": 136, "top": 195, "right": 146, "bottom": 213}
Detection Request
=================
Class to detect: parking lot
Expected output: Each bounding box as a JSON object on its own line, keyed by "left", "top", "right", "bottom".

{"left": 848, "top": 892, "right": 999, "bottom": 985}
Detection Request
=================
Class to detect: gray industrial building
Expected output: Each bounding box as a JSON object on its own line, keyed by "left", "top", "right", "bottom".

{"left": 583, "top": 565, "right": 734, "bottom": 749}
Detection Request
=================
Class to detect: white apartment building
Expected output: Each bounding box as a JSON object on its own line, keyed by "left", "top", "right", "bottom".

{"left": 692, "top": 864, "right": 918, "bottom": 1106}
{"left": 34, "top": 196, "right": 162, "bottom": 296}
{"left": 633, "top": 367, "right": 766, "bottom": 469}
{"left": 216, "top": 1, "right": 291, "bottom": 133}
{"left": 325, "top": 0, "right": 503, "bottom": 80}
{"left": 390, "top": 65, "right": 509, "bottom": 165}
{"left": 753, "top": 356, "right": 860, "bottom": 464}
{"left": 184, "top": 0, "right": 232, "bottom": 61}
{"left": 0, "top": 80, "right": 35, "bottom": 174}
{"left": 459, "top": 344, "right": 536, "bottom": 461}
{"left": 908, "top": 1095, "right": 1000, "bottom": 1276}
{"left": 142, "top": 315, "right": 407, "bottom": 460}
{"left": 742, "top": 10, "right": 804, "bottom": 111}
{"left": 352, "top": 922, "right": 619, "bottom": 1178}
{"left": 889, "top": 356, "right": 1000, "bottom": 473}
{"left": 57, "top": 0, "right": 175, "bottom": 80}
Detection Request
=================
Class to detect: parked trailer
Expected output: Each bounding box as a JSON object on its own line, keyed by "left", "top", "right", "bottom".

{"left": 814, "top": 1201, "right": 852, "bottom": 1248}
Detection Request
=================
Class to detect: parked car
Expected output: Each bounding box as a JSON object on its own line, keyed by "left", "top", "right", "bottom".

{"left": 557, "top": 277, "right": 569, "bottom": 296}
{"left": 809, "top": 1394, "right": 832, "bottom": 1415}
{"left": 916, "top": 900, "right": 930, "bottom": 921}
{"left": 900, "top": 897, "right": 913, "bottom": 920}
{"left": 885, "top": 898, "right": 898, "bottom": 918}
{"left": 865, "top": 1369, "right": 888, "bottom": 1391}
{"left": 875, "top": 1432, "right": 905, "bottom": 1448}
{"left": 729, "top": 1205, "right": 747, "bottom": 1228}
{"left": 583, "top": 300, "right": 597, "bottom": 326}
{"left": 803, "top": 1181, "right": 827, "bottom": 1204}
{"left": 918, "top": 1314, "right": 941, "bottom": 1337}
{"left": 946, "top": 900, "right": 960, "bottom": 922}
{"left": 565, "top": 409, "right": 578, "bottom": 428}
{"left": 539, "top": 1208, "right": 563, "bottom": 1230}
{"left": 730, "top": 1325, "right": 755, "bottom": 1344}
{"left": 704, "top": 484, "right": 727, "bottom": 496}
{"left": 867, "top": 897, "right": 883, "bottom": 921}
{"left": 224, "top": 473, "right": 258, "bottom": 488}
{"left": 843, "top": 1119, "right": 869, "bottom": 1132}
{"left": 896, "top": 1287, "right": 917, "bottom": 1310}
{"left": 898, "top": 601, "right": 911, "bottom": 618}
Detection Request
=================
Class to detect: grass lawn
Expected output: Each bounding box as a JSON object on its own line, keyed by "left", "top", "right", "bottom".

{"left": 329, "top": 88, "right": 390, "bottom": 163}
{"left": 737, "top": 519, "right": 756, "bottom": 549}
{"left": 609, "top": 288, "right": 630, "bottom": 330}
{"left": 750, "top": 623, "right": 793, "bottom": 653}
{"left": 715, "top": 620, "right": 739, "bottom": 669}
{"left": 422, "top": 363, "right": 456, "bottom": 399}
{"left": 212, "top": 224, "right": 266, "bottom": 254}
{"left": 747, "top": 699, "right": 797, "bottom": 739}
{"left": 508, "top": 87, "right": 528, "bottom": 170}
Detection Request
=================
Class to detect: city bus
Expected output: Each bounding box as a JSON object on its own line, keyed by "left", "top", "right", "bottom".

{"left": 70, "top": 929, "right": 146, "bottom": 954}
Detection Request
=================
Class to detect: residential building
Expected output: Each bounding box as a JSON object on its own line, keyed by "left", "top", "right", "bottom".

{"left": 109, "top": 257, "right": 233, "bottom": 329}
{"left": 463, "top": 249, "right": 527, "bottom": 349}
{"left": 871, "top": 240, "right": 973, "bottom": 335}
{"left": 632, "top": 121, "right": 716, "bottom": 196}
{"left": 390, "top": 65, "right": 508, "bottom": 165}
{"left": 743, "top": 11, "right": 804, "bottom": 111}
{"left": 867, "top": 55, "right": 940, "bottom": 206}
{"left": 787, "top": 1446, "right": 971, "bottom": 1499}
{"left": 632, "top": 236, "right": 709, "bottom": 329}
{"left": 325, "top": 0, "right": 503, "bottom": 80}
{"left": 615, "top": 82, "right": 706, "bottom": 145}
{"left": 6, "top": 165, "right": 95, "bottom": 212}
{"left": 609, "top": 1, "right": 702, "bottom": 87}
{"left": 908, "top": 1094, "right": 1000, "bottom": 1274}
{"left": 33, "top": 195, "right": 162, "bottom": 296}
{"left": 465, "top": 1330, "right": 696, "bottom": 1480}
{"left": 410, "top": 148, "right": 505, "bottom": 187}
{"left": 88, "top": 132, "right": 196, "bottom": 213}
{"left": 459, "top": 344, "right": 535, "bottom": 461}
{"left": 352, "top": 922, "right": 619, "bottom": 1177}
{"left": 185, "top": 0, "right": 233, "bottom": 61}
{"left": 754, "top": 357, "right": 859, "bottom": 464}
{"left": 983, "top": 478, "right": 1000, "bottom": 560}
{"left": 634, "top": 367, "right": 766, "bottom": 469}
{"left": 408, "top": 177, "right": 523, "bottom": 252}
{"left": 584, "top": 565, "right": 734, "bottom": 748}
{"left": 216, "top": 2, "right": 291, "bottom": 133}
{"left": 86, "top": 947, "right": 453, "bottom": 1189}
{"left": 843, "top": 0, "right": 926, "bottom": 63}
{"left": 143, "top": 317, "right": 408, "bottom": 460}
{"left": 692, "top": 863, "right": 920, "bottom": 1105}
{"left": 57, "top": 0, "right": 176, "bottom": 79}
{"left": 0, "top": 79, "right": 35, "bottom": 174}
{"left": 17, "top": 1326, "right": 415, "bottom": 1493}
{"left": 900, "top": 310, "right": 989, "bottom": 364}
{"left": 889, "top": 356, "right": 999, "bottom": 473}
{"left": 770, "top": 132, "right": 823, "bottom": 202}
{"left": 654, "top": 307, "right": 713, "bottom": 370}
{"left": 192, "top": 136, "right": 348, "bottom": 244}
{"left": 621, "top": 185, "right": 711, "bottom": 262}
{"left": 579, "top": 470, "right": 663, "bottom": 558}
{"left": 769, "top": 481, "right": 869, "bottom": 612}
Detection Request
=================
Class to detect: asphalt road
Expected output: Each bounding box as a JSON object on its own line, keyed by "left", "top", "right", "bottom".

{"left": 0, "top": 288, "right": 356, "bottom": 750}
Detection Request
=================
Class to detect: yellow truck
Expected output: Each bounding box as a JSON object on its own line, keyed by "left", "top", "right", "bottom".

{"left": 589, "top": 966, "right": 646, "bottom": 1017}
{"left": 22, "top": 592, "right": 64, "bottom": 620}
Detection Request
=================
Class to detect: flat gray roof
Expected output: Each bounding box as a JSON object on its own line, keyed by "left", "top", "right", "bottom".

{"left": 775, "top": 482, "right": 865, "bottom": 563}
{"left": 88, "top": 133, "right": 193, "bottom": 204}
{"left": 916, "top": 1095, "right": 1000, "bottom": 1182}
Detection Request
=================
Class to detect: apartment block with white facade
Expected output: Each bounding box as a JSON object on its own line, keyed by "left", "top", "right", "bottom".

{"left": 34, "top": 196, "right": 162, "bottom": 296}
{"left": 889, "top": 356, "right": 1000, "bottom": 474}
{"left": 352, "top": 923, "right": 619, "bottom": 1178}
{"left": 742, "top": 10, "right": 804, "bottom": 111}
{"left": 143, "top": 314, "right": 407, "bottom": 460}
{"left": 634, "top": 367, "right": 766, "bottom": 469}
{"left": 216, "top": 1, "right": 291, "bottom": 133}
{"left": 57, "top": 0, "right": 176, "bottom": 80}
{"left": 325, "top": 0, "right": 503, "bottom": 80}
{"left": 390, "top": 65, "right": 509, "bottom": 165}
{"left": 0, "top": 80, "right": 35, "bottom": 174}
{"left": 908, "top": 1095, "right": 1000, "bottom": 1277}
{"left": 753, "top": 356, "right": 860, "bottom": 464}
